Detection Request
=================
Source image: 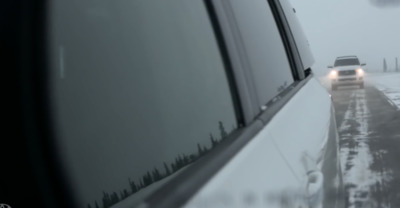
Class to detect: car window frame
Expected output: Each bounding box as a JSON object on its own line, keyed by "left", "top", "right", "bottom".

{"left": 215, "top": 0, "right": 311, "bottom": 120}
{"left": 256, "top": 0, "right": 316, "bottom": 123}
{"left": 271, "top": 0, "right": 306, "bottom": 80}
{"left": 146, "top": 0, "right": 315, "bottom": 207}
{"left": 276, "top": 0, "right": 315, "bottom": 73}
{"left": 143, "top": 0, "right": 264, "bottom": 206}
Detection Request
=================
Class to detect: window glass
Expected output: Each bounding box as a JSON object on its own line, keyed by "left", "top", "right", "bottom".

{"left": 230, "top": 0, "right": 294, "bottom": 107}
{"left": 279, "top": 0, "right": 315, "bottom": 70}
{"left": 334, "top": 58, "right": 360, "bottom": 66}
{"left": 49, "top": 1, "right": 237, "bottom": 207}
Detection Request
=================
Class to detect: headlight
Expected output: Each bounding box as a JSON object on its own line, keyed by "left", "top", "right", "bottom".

{"left": 330, "top": 70, "right": 338, "bottom": 77}
{"left": 356, "top": 68, "right": 364, "bottom": 75}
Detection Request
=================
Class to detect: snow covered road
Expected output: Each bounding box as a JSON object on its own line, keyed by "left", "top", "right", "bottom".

{"left": 327, "top": 76, "right": 400, "bottom": 207}
{"left": 336, "top": 89, "right": 392, "bottom": 207}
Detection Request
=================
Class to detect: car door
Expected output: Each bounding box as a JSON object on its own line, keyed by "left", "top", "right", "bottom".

{"left": 185, "top": 0, "right": 342, "bottom": 207}
{"left": 276, "top": 1, "right": 344, "bottom": 206}
{"left": 2, "top": 0, "right": 342, "bottom": 208}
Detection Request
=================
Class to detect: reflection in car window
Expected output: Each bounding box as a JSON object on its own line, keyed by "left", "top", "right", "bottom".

{"left": 230, "top": 0, "right": 294, "bottom": 107}
{"left": 334, "top": 58, "right": 361, "bottom": 66}
{"left": 279, "top": 0, "right": 315, "bottom": 70}
{"left": 49, "top": 1, "right": 237, "bottom": 207}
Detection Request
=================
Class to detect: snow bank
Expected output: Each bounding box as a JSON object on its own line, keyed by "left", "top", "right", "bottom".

{"left": 367, "top": 73, "right": 400, "bottom": 110}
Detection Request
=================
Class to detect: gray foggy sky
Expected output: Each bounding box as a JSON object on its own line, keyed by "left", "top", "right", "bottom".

{"left": 289, "top": 0, "right": 400, "bottom": 76}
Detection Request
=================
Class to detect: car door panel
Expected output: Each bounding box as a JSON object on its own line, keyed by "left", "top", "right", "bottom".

{"left": 185, "top": 78, "right": 338, "bottom": 207}
{"left": 184, "top": 122, "right": 305, "bottom": 208}
{"left": 267, "top": 78, "right": 331, "bottom": 179}
{"left": 268, "top": 78, "right": 343, "bottom": 207}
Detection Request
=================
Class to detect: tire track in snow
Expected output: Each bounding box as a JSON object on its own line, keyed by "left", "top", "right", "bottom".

{"left": 338, "top": 90, "right": 391, "bottom": 208}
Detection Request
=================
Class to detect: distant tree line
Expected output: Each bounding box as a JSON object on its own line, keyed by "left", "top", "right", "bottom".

{"left": 383, "top": 57, "right": 399, "bottom": 72}
{"left": 87, "top": 121, "right": 230, "bottom": 208}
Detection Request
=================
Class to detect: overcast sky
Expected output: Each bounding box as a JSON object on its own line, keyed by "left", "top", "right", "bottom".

{"left": 289, "top": 0, "right": 400, "bottom": 76}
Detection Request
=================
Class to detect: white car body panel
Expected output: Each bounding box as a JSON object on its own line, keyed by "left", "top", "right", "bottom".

{"left": 268, "top": 79, "right": 331, "bottom": 177}
{"left": 185, "top": 78, "right": 332, "bottom": 208}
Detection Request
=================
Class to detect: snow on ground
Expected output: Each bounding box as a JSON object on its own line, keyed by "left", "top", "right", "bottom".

{"left": 367, "top": 72, "right": 400, "bottom": 110}
{"left": 339, "top": 90, "right": 392, "bottom": 207}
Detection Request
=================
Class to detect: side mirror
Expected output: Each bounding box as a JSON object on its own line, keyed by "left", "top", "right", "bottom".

{"left": 361, "top": 63, "right": 366, "bottom": 66}
{"left": 327, "top": 65, "right": 333, "bottom": 68}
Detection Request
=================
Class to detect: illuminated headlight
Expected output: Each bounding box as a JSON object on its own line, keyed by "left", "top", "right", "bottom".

{"left": 330, "top": 70, "right": 338, "bottom": 77}
{"left": 356, "top": 68, "right": 364, "bottom": 75}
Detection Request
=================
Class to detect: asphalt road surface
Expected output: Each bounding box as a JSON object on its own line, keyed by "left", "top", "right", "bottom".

{"left": 327, "top": 82, "right": 400, "bottom": 207}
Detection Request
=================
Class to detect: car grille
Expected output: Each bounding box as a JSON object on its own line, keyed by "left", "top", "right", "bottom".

{"left": 339, "top": 78, "right": 357, "bottom": 81}
{"left": 338, "top": 70, "right": 356, "bottom": 76}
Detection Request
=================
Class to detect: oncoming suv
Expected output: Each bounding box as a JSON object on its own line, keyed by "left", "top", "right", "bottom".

{"left": 3, "top": 0, "right": 343, "bottom": 208}
{"left": 328, "top": 56, "right": 366, "bottom": 90}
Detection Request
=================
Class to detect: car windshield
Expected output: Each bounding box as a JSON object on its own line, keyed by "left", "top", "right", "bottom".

{"left": 334, "top": 58, "right": 360, "bottom": 66}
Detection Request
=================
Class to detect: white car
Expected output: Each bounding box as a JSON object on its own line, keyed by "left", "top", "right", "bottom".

{"left": 328, "top": 56, "right": 366, "bottom": 90}
{"left": 3, "top": 0, "right": 344, "bottom": 208}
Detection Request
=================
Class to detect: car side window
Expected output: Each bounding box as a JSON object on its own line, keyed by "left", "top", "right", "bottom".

{"left": 279, "top": 0, "right": 315, "bottom": 71}
{"left": 49, "top": 1, "right": 237, "bottom": 207}
{"left": 229, "top": 0, "right": 294, "bottom": 107}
